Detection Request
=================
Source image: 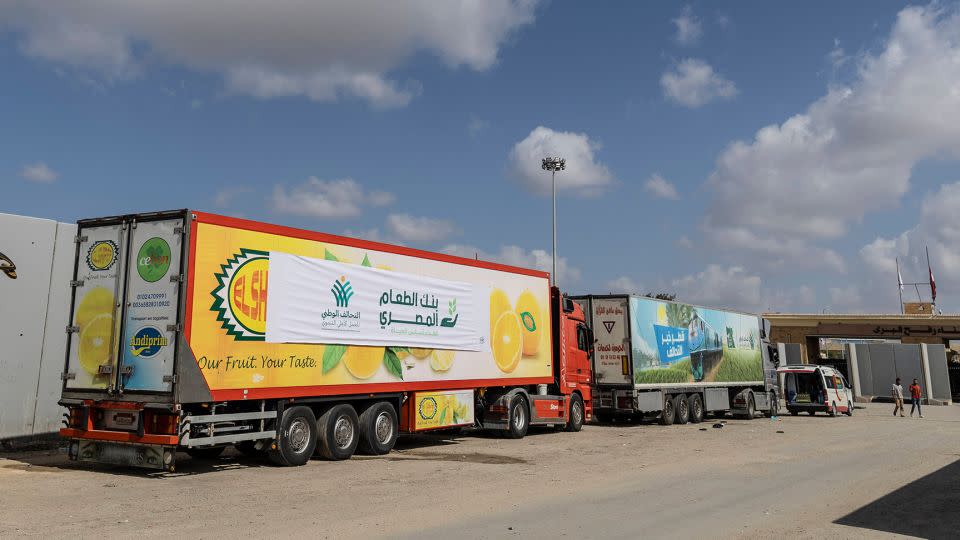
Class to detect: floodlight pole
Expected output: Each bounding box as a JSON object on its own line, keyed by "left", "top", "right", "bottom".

{"left": 542, "top": 157, "right": 565, "bottom": 287}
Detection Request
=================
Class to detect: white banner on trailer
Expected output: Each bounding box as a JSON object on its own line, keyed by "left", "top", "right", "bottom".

{"left": 266, "top": 252, "right": 488, "bottom": 351}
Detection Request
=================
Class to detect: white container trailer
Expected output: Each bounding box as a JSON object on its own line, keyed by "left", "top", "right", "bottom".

{"left": 572, "top": 295, "right": 779, "bottom": 424}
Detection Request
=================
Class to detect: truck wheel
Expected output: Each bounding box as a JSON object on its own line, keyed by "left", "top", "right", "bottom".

{"left": 744, "top": 394, "right": 756, "bottom": 420}
{"left": 506, "top": 395, "right": 529, "bottom": 439}
{"left": 269, "top": 406, "right": 318, "bottom": 466}
{"left": 358, "top": 402, "right": 398, "bottom": 455}
{"left": 688, "top": 394, "right": 704, "bottom": 424}
{"left": 829, "top": 402, "right": 838, "bottom": 417}
{"left": 186, "top": 446, "right": 225, "bottom": 460}
{"left": 566, "top": 394, "right": 584, "bottom": 432}
{"left": 316, "top": 404, "right": 360, "bottom": 460}
{"left": 767, "top": 392, "right": 779, "bottom": 418}
{"left": 659, "top": 396, "right": 675, "bottom": 426}
{"left": 674, "top": 394, "right": 690, "bottom": 425}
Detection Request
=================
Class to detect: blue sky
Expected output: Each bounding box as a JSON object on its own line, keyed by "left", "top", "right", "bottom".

{"left": 4, "top": 1, "right": 959, "bottom": 314}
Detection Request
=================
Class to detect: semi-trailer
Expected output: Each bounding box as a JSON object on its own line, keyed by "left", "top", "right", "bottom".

{"left": 59, "top": 210, "right": 593, "bottom": 470}
{"left": 572, "top": 294, "right": 779, "bottom": 424}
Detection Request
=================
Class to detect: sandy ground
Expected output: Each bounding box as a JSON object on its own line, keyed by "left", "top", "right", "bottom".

{"left": 1, "top": 402, "right": 958, "bottom": 539}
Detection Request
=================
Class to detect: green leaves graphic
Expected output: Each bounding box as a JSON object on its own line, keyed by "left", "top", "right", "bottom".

{"left": 361, "top": 254, "right": 372, "bottom": 267}
{"left": 322, "top": 344, "right": 347, "bottom": 373}
{"left": 324, "top": 249, "right": 339, "bottom": 262}
{"left": 383, "top": 348, "right": 403, "bottom": 380}
{"left": 448, "top": 298, "right": 457, "bottom": 316}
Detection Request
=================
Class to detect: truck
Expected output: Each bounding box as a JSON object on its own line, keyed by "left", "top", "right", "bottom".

{"left": 59, "top": 210, "right": 593, "bottom": 471}
{"left": 571, "top": 295, "right": 778, "bottom": 424}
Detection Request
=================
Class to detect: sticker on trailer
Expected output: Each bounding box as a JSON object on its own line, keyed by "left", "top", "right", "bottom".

{"left": 591, "top": 298, "right": 632, "bottom": 385}
{"left": 414, "top": 390, "right": 474, "bottom": 431}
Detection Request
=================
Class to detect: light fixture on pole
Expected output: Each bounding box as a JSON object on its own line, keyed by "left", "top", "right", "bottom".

{"left": 541, "top": 156, "right": 565, "bottom": 287}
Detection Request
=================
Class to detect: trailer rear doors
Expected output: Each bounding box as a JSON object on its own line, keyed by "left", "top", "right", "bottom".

{"left": 64, "top": 212, "right": 186, "bottom": 394}
{"left": 576, "top": 296, "right": 632, "bottom": 385}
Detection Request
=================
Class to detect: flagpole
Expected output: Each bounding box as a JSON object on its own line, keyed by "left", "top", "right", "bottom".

{"left": 896, "top": 257, "right": 904, "bottom": 314}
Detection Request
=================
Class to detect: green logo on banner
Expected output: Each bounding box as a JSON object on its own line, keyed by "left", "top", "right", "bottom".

{"left": 137, "top": 237, "right": 171, "bottom": 282}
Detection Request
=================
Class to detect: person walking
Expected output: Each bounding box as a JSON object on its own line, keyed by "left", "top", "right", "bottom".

{"left": 909, "top": 378, "right": 924, "bottom": 418}
{"left": 892, "top": 377, "right": 905, "bottom": 417}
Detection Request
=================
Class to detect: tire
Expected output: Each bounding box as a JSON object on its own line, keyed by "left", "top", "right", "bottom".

{"left": 659, "top": 396, "right": 676, "bottom": 426}
{"left": 688, "top": 393, "right": 704, "bottom": 424}
{"left": 186, "top": 446, "right": 225, "bottom": 460}
{"left": 268, "top": 406, "right": 318, "bottom": 466}
{"left": 829, "top": 402, "right": 838, "bottom": 417}
{"left": 566, "top": 394, "right": 584, "bottom": 432}
{"left": 358, "top": 402, "right": 398, "bottom": 455}
{"left": 506, "top": 395, "right": 529, "bottom": 439}
{"left": 744, "top": 394, "right": 756, "bottom": 420}
{"left": 316, "top": 404, "right": 359, "bottom": 461}
{"left": 767, "top": 392, "right": 779, "bottom": 418}
{"left": 674, "top": 394, "right": 690, "bottom": 425}
{"left": 808, "top": 410, "right": 816, "bottom": 416}
{"left": 846, "top": 402, "right": 854, "bottom": 417}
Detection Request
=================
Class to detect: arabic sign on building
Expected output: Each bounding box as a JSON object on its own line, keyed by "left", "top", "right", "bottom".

{"left": 266, "top": 252, "right": 487, "bottom": 351}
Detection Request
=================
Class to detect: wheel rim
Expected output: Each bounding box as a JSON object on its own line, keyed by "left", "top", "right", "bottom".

{"left": 680, "top": 401, "right": 688, "bottom": 418}
{"left": 288, "top": 418, "right": 311, "bottom": 455}
{"left": 374, "top": 411, "right": 393, "bottom": 444}
{"left": 513, "top": 403, "right": 525, "bottom": 430}
{"left": 334, "top": 415, "right": 355, "bottom": 449}
{"left": 572, "top": 401, "right": 583, "bottom": 426}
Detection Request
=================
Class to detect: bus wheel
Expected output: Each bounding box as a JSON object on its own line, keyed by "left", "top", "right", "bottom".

{"left": 269, "top": 406, "right": 318, "bottom": 466}
{"left": 506, "top": 395, "right": 529, "bottom": 439}
{"left": 688, "top": 394, "right": 704, "bottom": 424}
{"left": 566, "top": 394, "right": 584, "bottom": 432}
{"left": 674, "top": 394, "right": 690, "bottom": 425}
{"left": 659, "top": 396, "right": 676, "bottom": 426}
{"left": 316, "top": 404, "right": 359, "bottom": 460}
{"left": 359, "top": 402, "right": 398, "bottom": 455}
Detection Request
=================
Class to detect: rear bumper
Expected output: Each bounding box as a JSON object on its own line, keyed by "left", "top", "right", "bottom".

{"left": 60, "top": 428, "right": 179, "bottom": 471}
{"left": 60, "top": 428, "right": 178, "bottom": 446}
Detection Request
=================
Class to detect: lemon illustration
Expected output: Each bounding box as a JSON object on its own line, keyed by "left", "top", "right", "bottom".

{"left": 78, "top": 313, "right": 114, "bottom": 375}
{"left": 395, "top": 349, "right": 410, "bottom": 360}
{"left": 430, "top": 350, "right": 455, "bottom": 372}
{"left": 492, "top": 311, "right": 523, "bottom": 373}
{"left": 410, "top": 348, "right": 433, "bottom": 359}
{"left": 76, "top": 287, "right": 114, "bottom": 327}
{"left": 489, "top": 288, "right": 511, "bottom": 338}
{"left": 342, "top": 346, "right": 385, "bottom": 379}
{"left": 515, "top": 290, "right": 541, "bottom": 357}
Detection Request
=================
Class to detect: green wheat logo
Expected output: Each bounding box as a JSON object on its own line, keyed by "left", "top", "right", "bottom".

{"left": 332, "top": 275, "right": 354, "bottom": 307}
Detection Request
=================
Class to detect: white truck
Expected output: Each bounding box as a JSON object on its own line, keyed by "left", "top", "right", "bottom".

{"left": 572, "top": 295, "right": 779, "bottom": 424}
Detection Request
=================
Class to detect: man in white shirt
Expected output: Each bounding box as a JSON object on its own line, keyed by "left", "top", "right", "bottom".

{"left": 892, "top": 377, "right": 905, "bottom": 417}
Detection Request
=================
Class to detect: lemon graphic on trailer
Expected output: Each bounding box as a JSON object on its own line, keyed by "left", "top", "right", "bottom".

{"left": 410, "top": 348, "right": 433, "bottom": 359}
{"left": 489, "top": 288, "right": 511, "bottom": 337}
{"left": 492, "top": 311, "right": 523, "bottom": 373}
{"left": 78, "top": 313, "right": 114, "bottom": 375}
{"left": 430, "top": 350, "right": 455, "bottom": 372}
{"left": 515, "top": 290, "right": 541, "bottom": 356}
{"left": 342, "top": 346, "right": 385, "bottom": 379}
{"left": 76, "top": 287, "right": 114, "bottom": 327}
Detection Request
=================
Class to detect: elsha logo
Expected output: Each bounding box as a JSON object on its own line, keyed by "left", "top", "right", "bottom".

{"left": 0, "top": 251, "right": 16, "bottom": 279}
{"left": 130, "top": 326, "right": 169, "bottom": 357}
{"left": 86, "top": 240, "right": 118, "bottom": 271}
{"left": 212, "top": 249, "right": 269, "bottom": 341}
{"left": 332, "top": 276, "right": 353, "bottom": 307}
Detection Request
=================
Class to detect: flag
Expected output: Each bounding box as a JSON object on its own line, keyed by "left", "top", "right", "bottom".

{"left": 927, "top": 246, "right": 936, "bottom": 303}
{"left": 897, "top": 258, "right": 904, "bottom": 291}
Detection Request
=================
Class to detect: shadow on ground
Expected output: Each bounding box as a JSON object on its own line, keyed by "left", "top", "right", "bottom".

{"left": 835, "top": 458, "right": 960, "bottom": 539}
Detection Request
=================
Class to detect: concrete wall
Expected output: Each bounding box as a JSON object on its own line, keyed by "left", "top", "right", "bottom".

{"left": 849, "top": 343, "right": 951, "bottom": 404}
{"left": 1, "top": 213, "right": 75, "bottom": 440}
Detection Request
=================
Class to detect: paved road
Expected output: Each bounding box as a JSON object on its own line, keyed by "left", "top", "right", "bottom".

{"left": 2, "top": 402, "right": 958, "bottom": 539}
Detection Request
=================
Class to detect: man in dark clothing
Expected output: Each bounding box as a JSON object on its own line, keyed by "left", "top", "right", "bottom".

{"left": 909, "top": 378, "right": 923, "bottom": 418}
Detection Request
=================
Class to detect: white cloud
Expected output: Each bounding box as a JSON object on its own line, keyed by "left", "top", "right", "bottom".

{"left": 677, "top": 235, "right": 694, "bottom": 249}
{"left": 671, "top": 265, "right": 762, "bottom": 312}
{"left": 272, "top": 177, "right": 394, "bottom": 219}
{"left": 443, "top": 243, "right": 581, "bottom": 284}
{"left": 213, "top": 186, "right": 253, "bottom": 208}
{"left": 606, "top": 276, "right": 642, "bottom": 294}
{"left": 508, "top": 126, "right": 613, "bottom": 196}
{"left": 386, "top": 213, "right": 457, "bottom": 243}
{"left": 643, "top": 173, "right": 679, "bottom": 200}
{"left": 0, "top": 1, "right": 539, "bottom": 107}
{"left": 705, "top": 5, "right": 960, "bottom": 276}
{"left": 672, "top": 6, "right": 702, "bottom": 46}
{"left": 660, "top": 58, "right": 737, "bottom": 107}
{"left": 20, "top": 162, "right": 58, "bottom": 183}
